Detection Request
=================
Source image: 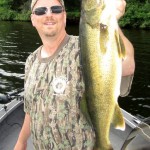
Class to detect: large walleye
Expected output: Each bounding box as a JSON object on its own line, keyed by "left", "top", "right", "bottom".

{"left": 80, "top": 0, "right": 126, "bottom": 149}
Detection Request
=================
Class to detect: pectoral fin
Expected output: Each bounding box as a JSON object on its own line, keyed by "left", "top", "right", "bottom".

{"left": 115, "top": 30, "right": 126, "bottom": 58}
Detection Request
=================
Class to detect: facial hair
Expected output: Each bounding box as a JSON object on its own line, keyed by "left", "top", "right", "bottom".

{"left": 45, "top": 32, "right": 56, "bottom": 37}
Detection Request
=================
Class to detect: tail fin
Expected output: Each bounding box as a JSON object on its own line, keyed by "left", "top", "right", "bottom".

{"left": 112, "top": 104, "right": 125, "bottom": 131}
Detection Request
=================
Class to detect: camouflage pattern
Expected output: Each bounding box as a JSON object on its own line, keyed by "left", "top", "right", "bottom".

{"left": 24, "top": 35, "right": 95, "bottom": 150}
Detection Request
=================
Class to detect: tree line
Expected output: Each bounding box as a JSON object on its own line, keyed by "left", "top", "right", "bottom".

{"left": 0, "top": 0, "right": 149, "bottom": 29}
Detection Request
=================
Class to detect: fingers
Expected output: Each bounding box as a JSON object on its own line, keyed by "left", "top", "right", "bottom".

{"left": 115, "top": 0, "right": 127, "bottom": 20}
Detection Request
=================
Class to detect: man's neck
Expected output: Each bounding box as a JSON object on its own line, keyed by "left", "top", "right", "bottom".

{"left": 40, "top": 31, "right": 67, "bottom": 58}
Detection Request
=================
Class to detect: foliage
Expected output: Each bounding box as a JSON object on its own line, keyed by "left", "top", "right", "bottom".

{"left": 64, "top": 0, "right": 80, "bottom": 11}
{"left": 0, "top": 7, "right": 16, "bottom": 20}
{"left": 0, "top": 0, "right": 149, "bottom": 29}
{"left": 119, "top": 2, "right": 150, "bottom": 29}
{"left": 67, "top": 12, "right": 80, "bottom": 21}
{"left": 14, "top": 11, "right": 31, "bottom": 21}
{"left": 11, "top": 0, "right": 30, "bottom": 11}
{"left": 0, "top": 0, "right": 13, "bottom": 8}
{"left": 0, "top": 0, "right": 31, "bottom": 21}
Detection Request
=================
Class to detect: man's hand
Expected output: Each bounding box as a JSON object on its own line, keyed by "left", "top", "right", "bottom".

{"left": 115, "top": 0, "right": 126, "bottom": 20}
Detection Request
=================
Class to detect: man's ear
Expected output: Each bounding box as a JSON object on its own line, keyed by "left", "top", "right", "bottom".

{"left": 64, "top": 11, "right": 67, "bottom": 27}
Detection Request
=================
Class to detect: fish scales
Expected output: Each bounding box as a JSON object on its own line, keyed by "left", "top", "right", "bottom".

{"left": 80, "top": 0, "right": 126, "bottom": 149}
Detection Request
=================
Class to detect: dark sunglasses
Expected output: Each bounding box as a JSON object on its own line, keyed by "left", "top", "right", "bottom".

{"left": 33, "top": 6, "right": 64, "bottom": 16}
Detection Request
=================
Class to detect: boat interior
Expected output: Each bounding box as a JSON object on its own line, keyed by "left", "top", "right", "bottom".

{"left": 0, "top": 96, "right": 150, "bottom": 150}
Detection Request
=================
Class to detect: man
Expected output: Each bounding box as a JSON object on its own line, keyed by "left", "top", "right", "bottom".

{"left": 14, "top": 0, "right": 135, "bottom": 149}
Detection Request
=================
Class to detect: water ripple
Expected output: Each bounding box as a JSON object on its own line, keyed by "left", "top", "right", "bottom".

{"left": 0, "top": 22, "right": 149, "bottom": 119}
{"left": 0, "top": 68, "right": 24, "bottom": 79}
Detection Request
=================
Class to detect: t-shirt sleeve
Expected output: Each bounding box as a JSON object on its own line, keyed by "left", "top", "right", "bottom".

{"left": 120, "top": 74, "right": 134, "bottom": 97}
{"left": 24, "top": 54, "right": 34, "bottom": 114}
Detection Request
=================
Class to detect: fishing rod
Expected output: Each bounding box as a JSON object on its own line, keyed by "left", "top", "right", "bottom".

{"left": 0, "top": 88, "right": 24, "bottom": 104}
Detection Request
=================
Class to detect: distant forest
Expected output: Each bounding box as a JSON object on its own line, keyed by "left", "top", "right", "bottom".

{"left": 0, "top": 0, "right": 149, "bottom": 29}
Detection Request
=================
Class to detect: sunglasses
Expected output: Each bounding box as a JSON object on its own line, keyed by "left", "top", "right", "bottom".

{"left": 33, "top": 6, "right": 64, "bottom": 16}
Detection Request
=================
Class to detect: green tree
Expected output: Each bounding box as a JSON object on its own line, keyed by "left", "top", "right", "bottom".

{"left": 64, "top": 0, "right": 80, "bottom": 11}
{"left": 0, "top": 0, "right": 149, "bottom": 28}
{"left": 0, "top": 0, "right": 13, "bottom": 8}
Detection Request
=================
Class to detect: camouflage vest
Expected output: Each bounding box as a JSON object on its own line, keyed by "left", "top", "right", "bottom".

{"left": 24, "top": 35, "right": 95, "bottom": 150}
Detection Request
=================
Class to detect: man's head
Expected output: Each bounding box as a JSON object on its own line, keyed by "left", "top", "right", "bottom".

{"left": 31, "top": 0, "right": 66, "bottom": 38}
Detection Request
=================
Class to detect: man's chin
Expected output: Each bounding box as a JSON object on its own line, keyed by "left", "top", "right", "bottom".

{"left": 45, "top": 32, "right": 56, "bottom": 37}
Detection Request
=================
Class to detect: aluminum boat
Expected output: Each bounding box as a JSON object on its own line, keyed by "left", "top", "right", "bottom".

{"left": 0, "top": 90, "right": 149, "bottom": 150}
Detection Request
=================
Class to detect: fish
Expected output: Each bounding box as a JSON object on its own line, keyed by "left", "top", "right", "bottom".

{"left": 79, "top": 0, "right": 126, "bottom": 149}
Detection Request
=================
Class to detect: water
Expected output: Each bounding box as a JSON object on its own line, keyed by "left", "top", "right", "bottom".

{"left": 0, "top": 21, "right": 150, "bottom": 120}
{"left": 118, "top": 29, "right": 150, "bottom": 120}
{"left": 0, "top": 22, "right": 41, "bottom": 93}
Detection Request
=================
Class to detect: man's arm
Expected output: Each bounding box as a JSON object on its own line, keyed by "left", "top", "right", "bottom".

{"left": 118, "top": 28, "right": 135, "bottom": 96}
{"left": 14, "top": 113, "right": 31, "bottom": 150}
{"left": 119, "top": 27, "right": 135, "bottom": 76}
{"left": 115, "top": 0, "right": 135, "bottom": 76}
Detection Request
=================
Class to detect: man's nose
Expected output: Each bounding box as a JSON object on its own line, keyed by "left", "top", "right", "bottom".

{"left": 46, "top": 9, "right": 53, "bottom": 15}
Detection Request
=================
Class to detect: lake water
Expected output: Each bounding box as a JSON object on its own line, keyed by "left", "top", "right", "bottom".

{"left": 0, "top": 21, "right": 149, "bottom": 120}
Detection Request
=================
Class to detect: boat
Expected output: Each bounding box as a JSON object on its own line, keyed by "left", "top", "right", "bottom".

{"left": 0, "top": 90, "right": 150, "bottom": 150}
